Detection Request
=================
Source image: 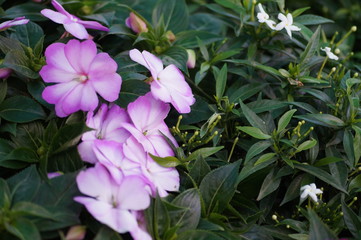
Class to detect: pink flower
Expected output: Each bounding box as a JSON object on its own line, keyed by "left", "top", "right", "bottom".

{"left": 78, "top": 104, "right": 130, "bottom": 163}
{"left": 40, "top": 39, "right": 122, "bottom": 117}
{"left": 0, "top": 68, "right": 12, "bottom": 78}
{"left": 186, "top": 49, "right": 196, "bottom": 69}
{"left": 74, "top": 164, "right": 151, "bottom": 235}
{"left": 125, "top": 12, "right": 148, "bottom": 34}
{"left": 0, "top": 17, "right": 29, "bottom": 31}
{"left": 129, "top": 49, "right": 195, "bottom": 113}
{"left": 122, "top": 93, "right": 178, "bottom": 157}
{"left": 41, "top": 0, "right": 109, "bottom": 39}
{"left": 123, "top": 137, "right": 180, "bottom": 197}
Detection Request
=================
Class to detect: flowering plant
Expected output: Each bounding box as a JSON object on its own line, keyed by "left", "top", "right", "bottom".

{"left": 0, "top": 0, "right": 361, "bottom": 240}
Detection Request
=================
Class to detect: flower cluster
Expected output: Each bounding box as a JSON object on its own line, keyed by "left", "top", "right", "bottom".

{"left": 39, "top": 2, "right": 195, "bottom": 237}
{"left": 257, "top": 3, "right": 301, "bottom": 39}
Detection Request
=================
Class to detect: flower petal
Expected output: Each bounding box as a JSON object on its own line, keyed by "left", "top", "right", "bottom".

{"left": 117, "top": 175, "right": 150, "bottom": 210}
{"left": 44, "top": 43, "right": 76, "bottom": 73}
{"left": 78, "top": 20, "right": 109, "bottom": 31}
{"left": 64, "top": 22, "right": 89, "bottom": 39}
{"left": 41, "top": 9, "right": 67, "bottom": 24}
{"left": 64, "top": 39, "right": 97, "bottom": 73}
{"left": 39, "top": 65, "right": 78, "bottom": 83}
{"left": 42, "top": 81, "right": 78, "bottom": 104}
{"left": 51, "top": 0, "right": 70, "bottom": 16}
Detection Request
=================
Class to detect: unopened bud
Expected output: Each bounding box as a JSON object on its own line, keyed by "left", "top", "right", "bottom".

{"left": 334, "top": 48, "right": 340, "bottom": 54}
{"left": 0, "top": 68, "right": 12, "bottom": 79}
{"left": 351, "top": 26, "right": 357, "bottom": 32}
{"left": 186, "top": 49, "right": 196, "bottom": 69}
{"left": 66, "top": 225, "right": 86, "bottom": 240}
{"left": 272, "top": 215, "right": 277, "bottom": 221}
{"left": 165, "top": 30, "right": 176, "bottom": 42}
{"left": 125, "top": 12, "right": 148, "bottom": 34}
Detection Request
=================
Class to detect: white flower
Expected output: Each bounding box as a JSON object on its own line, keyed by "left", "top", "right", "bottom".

{"left": 275, "top": 13, "right": 301, "bottom": 39}
{"left": 321, "top": 47, "right": 339, "bottom": 60}
{"left": 256, "top": 4, "right": 276, "bottom": 29}
{"left": 300, "top": 183, "right": 323, "bottom": 202}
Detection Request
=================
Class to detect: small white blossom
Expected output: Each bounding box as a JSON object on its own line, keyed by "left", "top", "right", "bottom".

{"left": 321, "top": 47, "right": 339, "bottom": 60}
{"left": 275, "top": 13, "right": 301, "bottom": 39}
{"left": 256, "top": 4, "right": 276, "bottom": 29}
{"left": 300, "top": 183, "right": 323, "bottom": 202}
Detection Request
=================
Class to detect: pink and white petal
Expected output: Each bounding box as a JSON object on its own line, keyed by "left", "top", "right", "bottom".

{"left": 129, "top": 49, "right": 151, "bottom": 71}
{"left": 40, "top": 9, "right": 67, "bottom": 24}
{"left": 142, "top": 50, "right": 163, "bottom": 77}
{"left": 157, "top": 65, "right": 190, "bottom": 94}
{"left": 74, "top": 197, "right": 138, "bottom": 233}
{"left": 130, "top": 225, "right": 152, "bottom": 240}
{"left": 64, "top": 22, "right": 89, "bottom": 39}
{"left": 127, "top": 93, "right": 170, "bottom": 130}
{"left": 122, "top": 123, "right": 155, "bottom": 154}
{"left": 58, "top": 84, "right": 83, "bottom": 115}
{"left": 79, "top": 40, "right": 97, "bottom": 73}
{"left": 39, "top": 65, "right": 78, "bottom": 83}
{"left": 76, "top": 164, "right": 115, "bottom": 199}
{"left": 150, "top": 80, "right": 172, "bottom": 103}
{"left": 77, "top": 141, "right": 98, "bottom": 164}
{"left": 146, "top": 134, "right": 174, "bottom": 157}
{"left": 44, "top": 43, "right": 75, "bottom": 73}
{"left": 151, "top": 167, "right": 180, "bottom": 193}
{"left": 93, "top": 140, "right": 124, "bottom": 168}
{"left": 42, "top": 81, "right": 78, "bottom": 104}
{"left": 78, "top": 20, "right": 109, "bottom": 31}
{"left": 170, "top": 91, "right": 193, "bottom": 113}
{"left": 51, "top": 0, "right": 70, "bottom": 16}
{"left": 90, "top": 73, "right": 122, "bottom": 102}
{"left": 89, "top": 52, "right": 118, "bottom": 75}
{"left": 123, "top": 137, "right": 147, "bottom": 165}
{"left": 64, "top": 39, "right": 82, "bottom": 73}
{"left": 117, "top": 175, "right": 151, "bottom": 210}
{"left": 78, "top": 84, "right": 99, "bottom": 112}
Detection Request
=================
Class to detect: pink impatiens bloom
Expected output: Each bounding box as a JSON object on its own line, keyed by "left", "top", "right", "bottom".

{"left": 41, "top": 0, "right": 109, "bottom": 39}
{"left": 74, "top": 164, "right": 151, "bottom": 238}
{"left": 129, "top": 49, "right": 195, "bottom": 113}
{"left": 125, "top": 12, "right": 148, "bottom": 34}
{"left": 122, "top": 93, "right": 178, "bottom": 157}
{"left": 0, "top": 17, "right": 29, "bottom": 31}
{"left": 78, "top": 104, "right": 130, "bottom": 163}
{"left": 40, "top": 39, "right": 122, "bottom": 117}
{"left": 123, "top": 137, "right": 180, "bottom": 197}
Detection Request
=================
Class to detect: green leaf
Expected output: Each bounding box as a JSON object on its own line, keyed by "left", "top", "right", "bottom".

{"left": 3, "top": 50, "right": 38, "bottom": 79}
{"left": 299, "top": 26, "right": 321, "bottom": 71}
{"left": 257, "top": 168, "right": 281, "bottom": 200}
{"left": 152, "top": 0, "right": 189, "bottom": 33}
{"left": 308, "top": 209, "right": 338, "bottom": 240}
{"left": 349, "top": 174, "right": 361, "bottom": 191}
{"left": 199, "top": 161, "right": 240, "bottom": 215}
{"left": 116, "top": 80, "right": 150, "bottom": 108}
{"left": 237, "top": 158, "right": 276, "bottom": 183}
{"left": 215, "top": 64, "right": 227, "bottom": 99}
{"left": 254, "top": 153, "right": 277, "bottom": 166}
{"left": 185, "top": 146, "right": 224, "bottom": 162}
{"left": 177, "top": 230, "right": 224, "bottom": 240}
{"left": 314, "top": 156, "right": 343, "bottom": 167}
{"left": 171, "top": 188, "right": 201, "bottom": 232}
{"left": 341, "top": 201, "right": 361, "bottom": 238}
{"left": 0, "top": 96, "right": 45, "bottom": 123}
{"left": 175, "top": 31, "right": 223, "bottom": 48}
{"left": 5, "top": 218, "right": 41, "bottom": 240}
{"left": 295, "top": 139, "right": 317, "bottom": 153}
{"left": 0, "top": 178, "right": 11, "bottom": 209}
{"left": 294, "top": 164, "right": 347, "bottom": 193}
{"left": 280, "top": 174, "right": 307, "bottom": 205}
{"left": 237, "top": 126, "right": 271, "bottom": 140}
{"left": 227, "top": 59, "right": 283, "bottom": 78}
{"left": 228, "top": 83, "right": 268, "bottom": 103}
{"left": 295, "top": 114, "right": 345, "bottom": 129}
{"left": 0, "top": 80, "right": 7, "bottom": 104}
{"left": 5, "top": 3, "right": 46, "bottom": 21}
{"left": 10, "top": 22, "right": 44, "bottom": 49}
{"left": 27, "top": 81, "right": 53, "bottom": 109}
{"left": 245, "top": 140, "right": 272, "bottom": 163}
{"left": 94, "top": 227, "right": 123, "bottom": 240}
{"left": 0, "top": 35, "right": 23, "bottom": 54}
{"left": 292, "top": 7, "right": 310, "bottom": 17}
{"left": 277, "top": 109, "right": 297, "bottom": 133}
{"left": 12, "top": 202, "right": 54, "bottom": 220}
{"left": 188, "top": 156, "right": 211, "bottom": 186}
{"left": 295, "top": 14, "right": 334, "bottom": 25}
{"left": 239, "top": 101, "right": 268, "bottom": 133}
{"left": 211, "top": 50, "right": 239, "bottom": 64}
{"left": 160, "top": 46, "right": 188, "bottom": 73}
{"left": 5, "top": 147, "right": 38, "bottom": 163}
{"left": 149, "top": 153, "right": 182, "bottom": 168}
{"left": 343, "top": 129, "right": 355, "bottom": 167}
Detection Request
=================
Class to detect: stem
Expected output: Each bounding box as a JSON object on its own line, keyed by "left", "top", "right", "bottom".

{"left": 227, "top": 137, "right": 239, "bottom": 162}
{"left": 317, "top": 56, "right": 328, "bottom": 79}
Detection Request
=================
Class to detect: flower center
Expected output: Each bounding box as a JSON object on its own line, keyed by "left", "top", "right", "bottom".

{"left": 70, "top": 15, "right": 79, "bottom": 22}
{"left": 77, "top": 75, "right": 88, "bottom": 83}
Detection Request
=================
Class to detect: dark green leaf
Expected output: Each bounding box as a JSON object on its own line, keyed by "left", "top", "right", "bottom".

{"left": 5, "top": 3, "right": 46, "bottom": 21}
{"left": 295, "top": 14, "right": 334, "bottom": 25}
{"left": 160, "top": 46, "right": 188, "bottom": 73}
{"left": 0, "top": 178, "right": 11, "bottom": 209}
{"left": 239, "top": 101, "right": 268, "bottom": 133}
{"left": 4, "top": 50, "right": 38, "bottom": 79}
{"left": 5, "top": 218, "right": 41, "bottom": 240}
{"left": 299, "top": 26, "right": 321, "bottom": 71}
{"left": 0, "top": 96, "right": 45, "bottom": 123}
{"left": 257, "top": 168, "right": 281, "bottom": 201}
{"left": 5, "top": 147, "right": 38, "bottom": 163}
{"left": 12, "top": 202, "right": 54, "bottom": 220}
{"left": 245, "top": 140, "right": 271, "bottom": 163}
{"left": 308, "top": 208, "right": 338, "bottom": 240}
{"left": 277, "top": 109, "right": 297, "bottom": 133}
{"left": 188, "top": 156, "right": 211, "bottom": 186}
{"left": 199, "top": 161, "right": 240, "bottom": 215}
{"left": 175, "top": 31, "right": 223, "bottom": 48}
{"left": 228, "top": 83, "right": 268, "bottom": 103}
{"left": 295, "top": 114, "right": 345, "bottom": 128}
{"left": 341, "top": 201, "right": 361, "bottom": 238}
{"left": 10, "top": 22, "right": 44, "bottom": 49}
{"left": 237, "top": 126, "right": 271, "bottom": 139}
{"left": 177, "top": 229, "right": 224, "bottom": 240}
{"left": 149, "top": 153, "right": 182, "bottom": 167}
{"left": 215, "top": 64, "right": 227, "bottom": 99}
{"left": 0, "top": 80, "right": 7, "bottom": 104}
{"left": 94, "top": 227, "right": 123, "bottom": 240}
{"left": 185, "top": 146, "right": 224, "bottom": 162}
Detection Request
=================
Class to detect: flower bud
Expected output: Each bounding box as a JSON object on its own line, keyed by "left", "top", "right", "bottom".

{"left": 165, "top": 30, "right": 176, "bottom": 42}
{"left": 66, "top": 225, "right": 86, "bottom": 240}
{"left": 186, "top": 49, "right": 196, "bottom": 69}
{"left": 125, "top": 12, "right": 148, "bottom": 34}
{"left": 351, "top": 26, "right": 357, "bottom": 32}
{"left": 334, "top": 48, "right": 340, "bottom": 54}
{"left": 0, "top": 68, "right": 12, "bottom": 79}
